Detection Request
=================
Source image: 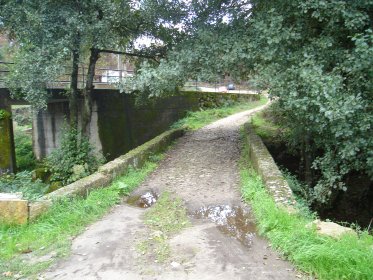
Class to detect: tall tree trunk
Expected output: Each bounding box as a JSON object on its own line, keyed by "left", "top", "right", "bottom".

{"left": 82, "top": 48, "right": 100, "bottom": 136}
{"left": 69, "top": 48, "right": 79, "bottom": 129}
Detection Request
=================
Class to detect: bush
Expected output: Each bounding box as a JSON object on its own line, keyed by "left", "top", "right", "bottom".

{"left": 12, "top": 106, "right": 32, "bottom": 127}
{"left": 14, "top": 130, "right": 36, "bottom": 171}
{"left": 0, "top": 171, "right": 48, "bottom": 200}
{"left": 46, "top": 128, "right": 104, "bottom": 185}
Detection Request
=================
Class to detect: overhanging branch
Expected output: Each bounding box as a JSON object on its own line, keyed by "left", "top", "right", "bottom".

{"left": 98, "top": 49, "right": 161, "bottom": 62}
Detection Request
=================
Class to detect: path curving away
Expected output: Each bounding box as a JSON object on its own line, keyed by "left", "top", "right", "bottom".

{"left": 42, "top": 104, "right": 298, "bottom": 280}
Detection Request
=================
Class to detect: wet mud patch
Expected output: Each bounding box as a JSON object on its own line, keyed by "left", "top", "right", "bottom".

{"left": 192, "top": 205, "right": 257, "bottom": 247}
{"left": 127, "top": 190, "right": 158, "bottom": 208}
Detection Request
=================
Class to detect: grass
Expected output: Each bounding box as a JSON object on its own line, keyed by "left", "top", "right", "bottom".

{"left": 0, "top": 156, "right": 161, "bottom": 279}
{"left": 172, "top": 95, "right": 268, "bottom": 130}
{"left": 240, "top": 132, "right": 373, "bottom": 280}
{"left": 137, "top": 192, "right": 190, "bottom": 262}
{"left": 250, "top": 105, "right": 289, "bottom": 143}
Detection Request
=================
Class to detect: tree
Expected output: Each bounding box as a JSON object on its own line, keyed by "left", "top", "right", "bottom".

{"left": 123, "top": 0, "right": 373, "bottom": 203}
{"left": 0, "top": 0, "right": 188, "bottom": 133}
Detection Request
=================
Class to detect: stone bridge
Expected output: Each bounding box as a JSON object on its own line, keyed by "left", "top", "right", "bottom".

{"left": 0, "top": 87, "right": 259, "bottom": 175}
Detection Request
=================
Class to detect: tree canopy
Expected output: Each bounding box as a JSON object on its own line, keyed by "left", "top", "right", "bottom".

{"left": 0, "top": 0, "right": 189, "bottom": 130}
{"left": 123, "top": 0, "right": 373, "bottom": 203}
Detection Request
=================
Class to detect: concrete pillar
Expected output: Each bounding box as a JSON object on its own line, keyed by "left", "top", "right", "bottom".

{"left": 0, "top": 100, "right": 16, "bottom": 175}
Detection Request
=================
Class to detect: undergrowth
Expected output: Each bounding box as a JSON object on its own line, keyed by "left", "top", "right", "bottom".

{"left": 173, "top": 95, "right": 267, "bottom": 130}
{"left": 13, "top": 129, "right": 37, "bottom": 171}
{"left": 0, "top": 171, "right": 48, "bottom": 201}
{"left": 240, "top": 133, "right": 373, "bottom": 280}
{"left": 0, "top": 155, "right": 162, "bottom": 279}
{"left": 250, "top": 102, "right": 288, "bottom": 143}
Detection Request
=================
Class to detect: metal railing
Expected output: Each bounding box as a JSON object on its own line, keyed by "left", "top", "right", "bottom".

{"left": 0, "top": 61, "right": 134, "bottom": 89}
{"left": 1, "top": 61, "right": 258, "bottom": 93}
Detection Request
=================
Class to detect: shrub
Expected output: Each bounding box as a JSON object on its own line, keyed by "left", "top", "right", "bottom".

{"left": 0, "top": 171, "right": 48, "bottom": 200}
{"left": 14, "top": 130, "right": 36, "bottom": 171}
{"left": 46, "top": 128, "right": 104, "bottom": 185}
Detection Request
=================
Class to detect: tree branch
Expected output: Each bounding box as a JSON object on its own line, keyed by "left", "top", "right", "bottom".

{"left": 98, "top": 49, "right": 161, "bottom": 62}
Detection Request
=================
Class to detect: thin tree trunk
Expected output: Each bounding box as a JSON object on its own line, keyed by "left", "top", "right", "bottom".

{"left": 82, "top": 47, "right": 100, "bottom": 136}
{"left": 304, "top": 132, "right": 314, "bottom": 186}
{"left": 69, "top": 48, "right": 79, "bottom": 129}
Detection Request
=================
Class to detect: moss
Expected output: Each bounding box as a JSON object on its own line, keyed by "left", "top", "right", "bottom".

{"left": 32, "top": 168, "right": 52, "bottom": 183}
{"left": 0, "top": 109, "right": 11, "bottom": 120}
{"left": 0, "top": 111, "right": 14, "bottom": 171}
{"left": 47, "top": 181, "right": 63, "bottom": 193}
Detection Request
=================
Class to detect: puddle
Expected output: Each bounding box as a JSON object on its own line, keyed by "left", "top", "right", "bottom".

{"left": 192, "top": 205, "right": 257, "bottom": 247}
{"left": 127, "top": 190, "right": 158, "bottom": 208}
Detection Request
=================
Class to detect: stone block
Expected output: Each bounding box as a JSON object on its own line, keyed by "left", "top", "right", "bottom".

{"left": 44, "top": 172, "right": 112, "bottom": 200}
{"left": 28, "top": 199, "right": 53, "bottom": 221}
{"left": 306, "top": 219, "right": 357, "bottom": 238}
{"left": 0, "top": 193, "right": 28, "bottom": 224}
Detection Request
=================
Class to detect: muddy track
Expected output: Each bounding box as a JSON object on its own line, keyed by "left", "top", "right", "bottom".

{"left": 42, "top": 104, "right": 298, "bottom": 280}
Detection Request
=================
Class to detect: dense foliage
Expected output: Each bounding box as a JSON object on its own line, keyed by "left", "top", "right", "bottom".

{"left": 46, "top": 128, "right": 103, "bottom": 185}
{"left": 0, "top": 171, "right": 47, "bottom": 200}
{"left": 14, "top": 130, "right": 36, "bottom": 171}
{"left": 247, "top": 0, "right": 373, "bottom": 202}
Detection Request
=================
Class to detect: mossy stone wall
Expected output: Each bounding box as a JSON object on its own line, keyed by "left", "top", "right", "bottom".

{"left": 0, "top": 105, "right": 16, "bottom": 175}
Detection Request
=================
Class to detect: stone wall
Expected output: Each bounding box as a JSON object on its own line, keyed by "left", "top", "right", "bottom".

{"left": 0, "top": 102, "right": 16, "bottom": 175}
{"left": 243, "top": 122, "right": 297, "bottom": 212}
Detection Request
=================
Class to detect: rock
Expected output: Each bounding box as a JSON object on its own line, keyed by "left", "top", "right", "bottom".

{"left": 170, "top": 261, "right": 181, "bottom": 270}
{"left": 306, "top": 219, "right": 357, "bottom": 238}
{"left": 2, "top": 271, "right": 12, "bottom": 277}
{"left": 0, "top": 193, "right": 28, "bottom": 224}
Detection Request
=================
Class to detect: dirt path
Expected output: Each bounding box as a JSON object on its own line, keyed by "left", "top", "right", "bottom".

{"left": 42, "top": 105, "right": 297, "bottom": 280}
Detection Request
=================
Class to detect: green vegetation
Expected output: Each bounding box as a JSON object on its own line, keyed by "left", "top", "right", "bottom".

{"left": 138, "top": 192, "right": 190, "bottom": 262}
{"left": 250, "top": 103, "right": 287, "bottom": 143}
{"left": 240, "top": 134, "right": 373, "bottom": 280}
{"left": 0, "top": 171, "right": 47, "bottom": 201}
{"left": 13, "top": 130, "right": 36, "bottom": 171}
{"left": 46, "top": 127, "right": 104, "bottom": 185}
{"left": 282, "top": 170, "right": 312, "bottom": 207}
{"left": 0, "top": 154, "right": 162, "bottom": 278}
{"left": 173, "top": 96, "right": 267, "bottom": 130}
{"left": 0, "top": 109, "right": 11, "bottom": 120}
